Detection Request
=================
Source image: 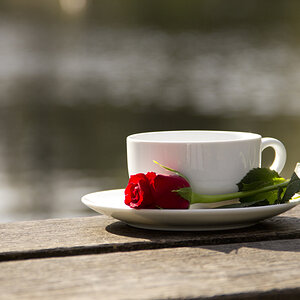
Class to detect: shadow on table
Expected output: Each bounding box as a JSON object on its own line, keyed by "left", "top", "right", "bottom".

{"left": 105, "top": 216, "right": 300, "bottom": 253}
{"left": 198, "top": 238, "right": 300, "bottom": 254}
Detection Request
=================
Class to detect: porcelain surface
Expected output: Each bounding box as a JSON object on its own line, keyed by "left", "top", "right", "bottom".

{"left": 126, "top": 131, "right": 286, "bottom": 194}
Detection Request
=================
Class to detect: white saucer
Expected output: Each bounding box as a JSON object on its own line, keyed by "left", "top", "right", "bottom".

{"left": 81, "top": 189, "right": 300, "bottom": 231}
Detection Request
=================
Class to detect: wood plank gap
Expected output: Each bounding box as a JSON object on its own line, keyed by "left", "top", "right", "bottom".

{"left": 172, "top": 287, "right": 300, "bottom": 300}
{"left": 1, "top": 230, "right": 299, "bottom": 262}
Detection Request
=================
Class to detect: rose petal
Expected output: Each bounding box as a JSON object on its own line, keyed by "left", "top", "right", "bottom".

{"left": 124, "top": 173, "right": 156, "bottom": 209}
{"left": 151, "top": 175, "right": 190, "bottom": 209}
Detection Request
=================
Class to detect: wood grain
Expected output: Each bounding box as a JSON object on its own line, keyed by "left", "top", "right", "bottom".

{"left": 0, "top": 239, "right": 299, "bottom": 299}
{"left": 0, "top": 205, "right": 299, "bottom": 261}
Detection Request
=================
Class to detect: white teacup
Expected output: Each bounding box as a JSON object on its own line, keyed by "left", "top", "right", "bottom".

{"left": 126, "top": 130, "right": 286, "bottom": 195}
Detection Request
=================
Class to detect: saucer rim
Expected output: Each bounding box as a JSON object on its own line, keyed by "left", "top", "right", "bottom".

{"left": 82, "top": 188, "right": 300, "bottom": 213}
{"left": 81, "top": 189, "right": 300, "bottom": 231}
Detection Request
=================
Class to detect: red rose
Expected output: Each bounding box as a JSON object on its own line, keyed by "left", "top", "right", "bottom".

{"left": 125, "top": 172, "right": 190, "bottom": 209}
{"left": 125, "top": 173, "right": 157, "bottom": 209}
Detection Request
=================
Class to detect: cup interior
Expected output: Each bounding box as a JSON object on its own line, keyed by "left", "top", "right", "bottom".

{"left": 127, "top": 131, "right": 261, "bottom": 143}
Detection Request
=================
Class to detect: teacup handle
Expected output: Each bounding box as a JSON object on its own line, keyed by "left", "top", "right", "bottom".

{"left": 261, "top": 137, "right": 287, "bottom": 174}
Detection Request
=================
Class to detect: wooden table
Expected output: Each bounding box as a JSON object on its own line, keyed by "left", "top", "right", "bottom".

{"left": 1, "top": 205, "right": 300, "bottom": 299}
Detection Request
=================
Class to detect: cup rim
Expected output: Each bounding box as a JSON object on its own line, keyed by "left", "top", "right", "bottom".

{"left": 127, "top": 130, "right": 262, "bottom": 143}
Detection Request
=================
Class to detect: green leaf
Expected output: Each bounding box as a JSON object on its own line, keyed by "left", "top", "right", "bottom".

{"left": 237, "top": 168, "right": 286, "bottom": 205}
{"left": 173, "top": 187, "right": 192, "bottom": 202}
{"left": 275, "top": 186, "right": 285, "bottom": 204}
{"left": 216, "top": 199, "right": 269, "bottom": 209}
{"left": 281, "top": 171, "right": 300, "bottom": 203}
{"left": 237, "top": 168, "right": 285, "bottom": 191}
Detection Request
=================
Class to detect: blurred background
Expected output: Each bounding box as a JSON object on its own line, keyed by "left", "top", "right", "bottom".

{"left": 0, "top": 0, "right": 300, "bottom": 222}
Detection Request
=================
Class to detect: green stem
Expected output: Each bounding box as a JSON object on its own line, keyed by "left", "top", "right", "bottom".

{"left": 190, "top": 180, "right": 290, "bottom": 204}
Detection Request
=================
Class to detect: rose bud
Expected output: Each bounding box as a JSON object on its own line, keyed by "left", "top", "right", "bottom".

{"left": 149, "top": 174, "right": 190, "bottom": 209}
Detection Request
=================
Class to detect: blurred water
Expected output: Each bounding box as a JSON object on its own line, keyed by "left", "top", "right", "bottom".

{"left": 1, "top": 19, "right": 300, "bottom": 115}
{"left": 0, "top": 7, "right": 300, "bottom": 222}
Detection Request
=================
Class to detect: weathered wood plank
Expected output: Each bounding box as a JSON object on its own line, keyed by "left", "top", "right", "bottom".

{"left": 0, "top": 205, "right": 299, "bottom": 261}
{"left": 0, "top": 239, "right": 299, "bottom": 299}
